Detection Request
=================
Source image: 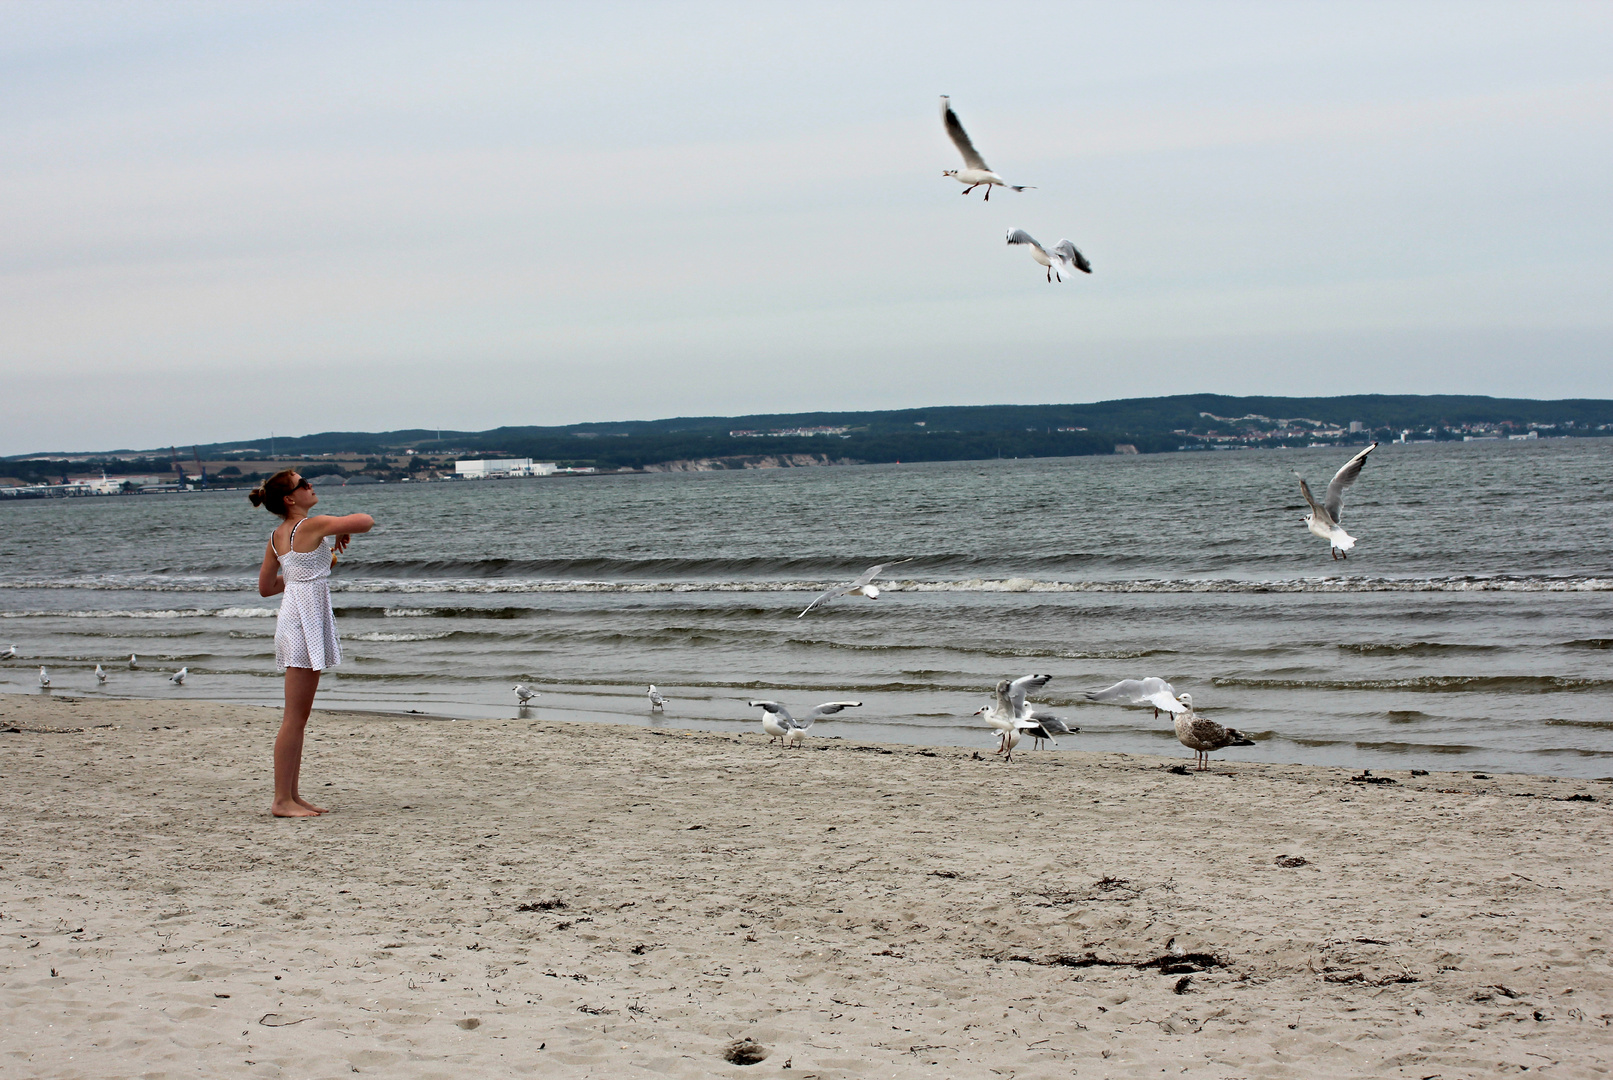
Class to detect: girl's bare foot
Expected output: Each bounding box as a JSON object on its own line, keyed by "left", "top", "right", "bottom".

{"left": 294, "top": 796, "right": 329, "bottom": 814}
{"left": 272, "top": 800, "right": 320, "bottom": 817}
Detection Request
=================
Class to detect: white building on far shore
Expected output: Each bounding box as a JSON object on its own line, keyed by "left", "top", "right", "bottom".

{"left": 454, "top": 459, "right": 558, "bottom": 478}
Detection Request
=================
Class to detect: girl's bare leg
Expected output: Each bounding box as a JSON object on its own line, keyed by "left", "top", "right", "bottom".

{"left": 273, "top": 667, "right": 327, "bottom": 816}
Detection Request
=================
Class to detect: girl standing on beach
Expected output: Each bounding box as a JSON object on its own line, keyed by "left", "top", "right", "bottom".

{"left": 252, "top": 470, "right": 374, "bottom": 818}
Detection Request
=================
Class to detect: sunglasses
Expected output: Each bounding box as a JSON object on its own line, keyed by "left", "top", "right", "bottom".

{"left": 291, "top": 478, "right": 312, "bottom": 492}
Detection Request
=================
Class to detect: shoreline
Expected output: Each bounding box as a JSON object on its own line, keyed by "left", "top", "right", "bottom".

{"left": 5, "top": 693, "right": 1612, "bottom": 1077}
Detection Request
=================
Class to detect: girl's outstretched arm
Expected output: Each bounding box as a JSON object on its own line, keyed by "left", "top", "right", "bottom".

{"left": 293, "top": 513, "right": 375, "bottom": 551}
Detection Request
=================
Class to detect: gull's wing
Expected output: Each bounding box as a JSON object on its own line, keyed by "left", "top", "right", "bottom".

{"left": 994, "top": 678, "right": 1016, "bottom": 714}
{"left": 1006, "top": 673, "right": 1052, "bottom": 713}
{"left": 797, "top": 585, "right": 845, "bottom": 618}
{"left": 1295, "top": 474, "right": 1334, "bottom": 528}
{"left": 849, "top": 558, "right": 911, "bottom": 589}
{"left": 1085, "top": 677, "right": 1187, "bottom": 713}
{"left": 1052, "top": 239, "right": 1092, "bottom": 275}
{"left": 1143, "top": 689, "right": 1187, "bottom": 714}
{"left": 748, "top": 700, "right": 793, "bottom": 722}
{"left": 1006, "top": 229, "right": 1045, "bottom": 256}
{"left": 1026, "top": 710, "right": 1076, "bottom": 736}
{"left": 850, "top": 563, "right": 886, "bottom": 589}
{"left": 941, "top": 95, "right": 990, "bottom": 171}
{"left": 804, "top": 700, "right": 863, "bottom": 723}
{"left": 1324, "top": 442, "right": 1377, "bottom": 523}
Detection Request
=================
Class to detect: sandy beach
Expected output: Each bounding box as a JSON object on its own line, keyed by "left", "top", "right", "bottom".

{"left": 3, "top": 693, "right": 1611, "bottom": 1078}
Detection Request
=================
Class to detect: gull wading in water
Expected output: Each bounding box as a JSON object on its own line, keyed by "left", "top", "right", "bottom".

{"left": 39, "top": 666, "right": 50, "bottom": 687}
{"left": 1085, "top": 677, "right": 1189, "bottom": 718}
{"left": 1172, "top": 694, "right": 1256, "bottom": 770}
{"left": 1006, "top": 229, "right": 1091, "bottom": 282}
{"left": 129, "top": 653, "right": 138, "bottom": 669}
{"left": 169, "top": 667, "right": 187, "bottom": 686}
{"left": 749, "top": 699, "right": 862, "bottom": 748}
{"left": 797, "top": 561, "right": 910, "bottom": 618}
{"left": 941, "top": 96, "right": 1033, "bottom": 200}
{"left": 95, "top": 664, "right": 107, "bottom": 684}
{"left": 513, "top": 684, "right": 538, "bottom": 705}
{"left": 1295, "top": 442, "right": 1378, "bottom": 560}
{"left": 647, "top": 685, "right": 666, "bottom": 711}
{"left": 2, "top": 644, "right": 16, "bottom": 660}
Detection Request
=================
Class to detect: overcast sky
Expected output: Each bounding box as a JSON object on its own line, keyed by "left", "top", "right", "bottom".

{"left": 3, "top": 1, "right": 1609, "bottom": 454}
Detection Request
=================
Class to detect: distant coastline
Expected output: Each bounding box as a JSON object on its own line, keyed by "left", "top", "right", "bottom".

{"left": 4, "top": 392, "right": 1609, "bottom": 492}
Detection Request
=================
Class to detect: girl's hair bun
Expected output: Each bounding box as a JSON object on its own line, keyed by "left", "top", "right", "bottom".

{"left": 250, "top": 470, "right": 300, "bottom": 517}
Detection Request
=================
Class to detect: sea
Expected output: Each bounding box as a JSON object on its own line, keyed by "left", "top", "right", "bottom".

{"left": 3, "top": 439, "right": 1610, "bottom": 778}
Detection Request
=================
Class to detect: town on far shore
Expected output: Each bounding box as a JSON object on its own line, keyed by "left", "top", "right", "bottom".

{"left": 5, "top": 393, "right": 1607, "bottom": 499}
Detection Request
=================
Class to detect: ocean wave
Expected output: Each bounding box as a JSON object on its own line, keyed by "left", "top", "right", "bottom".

{"left": 1213, "top": 674, "right": 1613, "bottom": 694}
{"left": 4, "top": 574, "right": 1610, "bottom": 596}
{"left": 348, "top": 630, "right": 459, "bottom": 642}
{"left": 0, "top": 607, "right": 277, "bottom": 619}
{"left": 1338, "top": 642, "right": 1499, "bottom": 656}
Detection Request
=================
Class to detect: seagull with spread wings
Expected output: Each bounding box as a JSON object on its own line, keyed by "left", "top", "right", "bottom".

{"left": 1084, "top": 677, "right": 1190, "bottom": 718}
{"left": 749, "top": 699, "right": 862, "bottom": 748}
{"left": 940, "top": 96, "right": 1033, "bottom": 200}
{"left": 1295, "top": 442, "right": 1378, "bottom": 559}
{"left": 797, "top": 561, "right": 910, "bottom": 618}
{"left": 1006, "top": 229, "right": 1091, "bottom": 281}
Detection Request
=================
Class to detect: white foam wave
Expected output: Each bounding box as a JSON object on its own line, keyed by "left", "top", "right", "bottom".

{"left": 350, "top": 630, "right": 456, "bottom": 642}
{"left": 0, "top": 607, "right": 277, "bottom": 619}
{"left": 3, "top": 576, "right": 1609, "bottom": 599}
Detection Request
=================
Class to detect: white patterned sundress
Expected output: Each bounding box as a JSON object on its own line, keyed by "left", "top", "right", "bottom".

{"left": 274, "top": 518, "right": 341, "bottom": 672}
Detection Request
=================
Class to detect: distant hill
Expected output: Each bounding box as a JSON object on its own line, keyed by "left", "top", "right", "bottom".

{"left": 9, "top": 395, "right": 1612, "bottom": 477}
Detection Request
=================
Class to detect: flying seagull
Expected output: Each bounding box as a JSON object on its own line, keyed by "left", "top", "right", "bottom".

{"left": 749, "top": 699, "right": 862, "bottom": 748}
{"left": 38, "top": 666, "right": 50, "bottom": 687}
{"left": 797, "top": 561, "right": 910, "bottom": 618}
{"left": 1172, "top": 693, "right": 1256, "bottom": 770}
{"left": 95, "top": 664, "right": 107, "bottom": 684}
{"left": 1085, "top": 677, "right": 1189, "bottom": 718}
{"left": 1006, "top": 229, "right": 1091, "bottom": 281}
{"left": 169, "top": 667, "right": 187, "bottom": 686}
{"left": 940, "top": 96, "right": 1033, "bottom": 200}
{"left": 513, "top": 684, "right": 538, "bottom": 705}
{"left": 647, "top": 685, "right": 666, "bottom": 711}
{"left": 1296, "top": 442, "right": 1378, "bottom": 559}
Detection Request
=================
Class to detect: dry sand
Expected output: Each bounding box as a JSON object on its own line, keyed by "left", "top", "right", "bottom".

{"left": 2, "top": 693, "right": 1612, "bottom": 1079}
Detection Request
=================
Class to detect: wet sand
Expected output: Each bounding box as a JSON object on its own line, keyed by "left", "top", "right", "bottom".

{"left": 3, "top": 693, "right": 1612, "bottom": 1078}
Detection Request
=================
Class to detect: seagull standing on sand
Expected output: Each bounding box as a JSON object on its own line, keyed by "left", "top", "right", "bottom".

{"left": 975, "top": 674, "right": 1075, "bottom": 757}
{"left": 797, "top": 561, "right": 910, "bottom": 618}
{"left": 1006, "top": 229, "right": 1091, "bottom": 281}
{"left": 647, "top": 685, "right": 666, "bottom": 711}
{"left": 1085, "top": 677, "right": 1190, "bottom": 718}
{"left": 513, "top": 684, "right": 538, "bottom": 705}
{"left": 940, "top": 96, "right": 1033, "bottom": 200}
{"left": 1295, "top": 442, "right": 1378, "bottom": 560}
{"left": 169, "top": 667, "right": 187, "bottom": 686}
{"left": 38, "top": 666, "right": 50, "bottom": 687}
{"left": 95, "top": 664, "right": 107, "bottom": 684}
{"left": 1172, "top": 694, "right": 1256, "bottom": 770}
{"left": 749, "top": 699, "right": 862, "bottom": 748}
